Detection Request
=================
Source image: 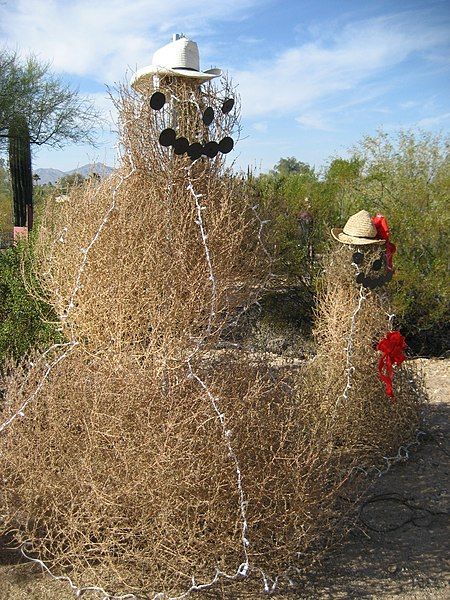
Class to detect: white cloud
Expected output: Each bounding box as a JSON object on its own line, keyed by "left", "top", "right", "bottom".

{"left": 87, "top": 92, "right": 117, "bottom": 126}
{"left": 399, "top": 100, "right": 420, "bottom": 109}
{"left": 0, "top": 0, "right": 261, "bottom": 82}
{"left": 252, "top": 121, "right": 268, "bottom": 132}
{"left": 416, "top": 112, "right": 450, "bottom": 127}
{"left": 233, "top": 14, "right": 449, "bottom": 118}
{"left": 296, "top": 112, "right": 331, "bottom": 131}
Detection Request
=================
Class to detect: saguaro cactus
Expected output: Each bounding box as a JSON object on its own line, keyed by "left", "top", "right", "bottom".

{"left": 8, "top": 115, "right": 33, "bottom": 229}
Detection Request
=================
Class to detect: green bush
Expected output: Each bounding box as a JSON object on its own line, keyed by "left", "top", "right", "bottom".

{"left": 0, "top": 159, "right": 12, "bottom": 237}
{"left": 0, "top": 241, "right": 61, "bottom": 366}
{"left": 351, "top": 130, "right": 449, "bottom": 334}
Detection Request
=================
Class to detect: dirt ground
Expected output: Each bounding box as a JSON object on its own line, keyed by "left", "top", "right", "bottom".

{"left": 0, "top": 358, "right": 448, "bottom": 600}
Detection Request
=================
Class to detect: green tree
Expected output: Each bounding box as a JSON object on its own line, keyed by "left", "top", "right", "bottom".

{"left": 270, "top": 156, "right": 314, "bottom": 177}
{"left": 58, "top": 172, "right": 85, "bottom": 192}
{"left": 0, "top": 49, "right": 100, "bottom": 229}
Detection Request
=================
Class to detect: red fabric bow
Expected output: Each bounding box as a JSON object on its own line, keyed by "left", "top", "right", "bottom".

{"left": 377, "top": 331, "right": 407, "bottom": 400}
{"left": 371, "top": 214, "right": 397, "bottom": 270}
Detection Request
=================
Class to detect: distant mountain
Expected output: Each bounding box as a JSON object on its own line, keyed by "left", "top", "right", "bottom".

{"left": 66, "top": 162, "right": 114, "bottom": 178}
{"left": 34, "top": 163, "right": 114, "bottom": 185}
{"left": 33, "top": 168, "right": 65, "bottom": 185}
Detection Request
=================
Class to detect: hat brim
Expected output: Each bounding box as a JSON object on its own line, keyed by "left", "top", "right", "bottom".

{"left": 131, "top": 66, "right": 222, "bottom": 92}
{"left": 331, "top": 228, "right": 386, "bottom": 245}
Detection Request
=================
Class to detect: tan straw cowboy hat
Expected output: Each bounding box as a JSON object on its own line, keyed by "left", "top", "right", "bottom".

{"left": 331, "top": 210, "right": 386, "bottom": 245}
{"left": 131, "top": 34, "right": 222, "bottom": 93}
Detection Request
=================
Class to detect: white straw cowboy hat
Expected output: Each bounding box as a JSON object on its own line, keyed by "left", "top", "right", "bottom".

{"left": 331, "top": 210, "right": 385, "bottom": 245}
{"left": 131, "top": 34, "right": 222, "bottom": 93}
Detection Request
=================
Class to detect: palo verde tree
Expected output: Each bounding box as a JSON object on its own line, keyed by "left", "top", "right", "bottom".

{"left": 0, "top": 48, "right": 100, "bottom": 229}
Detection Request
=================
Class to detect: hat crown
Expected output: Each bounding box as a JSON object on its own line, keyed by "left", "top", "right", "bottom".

{"left": 152, "top": 36, "right": 200, "bottom": 72}
{"left": 343, "top": 210, "right": 377, "bottom": 239}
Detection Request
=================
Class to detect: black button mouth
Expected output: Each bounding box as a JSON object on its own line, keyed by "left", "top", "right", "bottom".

{"left": 173, "top": 137, "right": 189, "bottom": 155}
{"left": 218, "top": 136, "right": 234, "bottom": 154}
{"left": 203, "top": 141, "right": 219, "bottom": 158}
{"left": 355, "top": 272, "right": 392, "bottom": 289}
{"left": 187, "top": 142, "right": 203, "bottom": 161}
{"left": 159, "top": 128, "right": 176, "bottom": 147}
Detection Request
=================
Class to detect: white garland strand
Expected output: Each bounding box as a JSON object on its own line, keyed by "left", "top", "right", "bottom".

{"left": 186, "top": 168, "right": 217, "bottom": 335}
{"left": 62, "top": 167, "right": 136, "bottom": 325}
{"left": 349, "top": 429, "right": 426, "bottom": 477}
{"left": 184, "top": 162, "right": 255, "bottom": 586}
{"left": 336, "top": 258, "right": 368, "bottom": 407}
{"left": 0, "top": 167, "right": 136, "bottom": 436}
{"left": 0, "top": 341, "right": 78, "bottom": 435}
{"left": 187, "top": 361, "right": 250, "bottom": 573}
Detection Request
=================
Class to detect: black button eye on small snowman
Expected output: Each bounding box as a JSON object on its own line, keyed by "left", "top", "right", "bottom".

{"left": 150, "top": 91, "right": 235, "bottom": 161}
{"left": 353, "top": 250, "right": 392, "bottom": 289}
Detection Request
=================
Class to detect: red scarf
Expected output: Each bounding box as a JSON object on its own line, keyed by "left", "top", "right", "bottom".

{"left": 371, "top": 214, "right": 397, "bottom": 270}
{"left": 377, "top": 331, "right": 407, "bottom": 399}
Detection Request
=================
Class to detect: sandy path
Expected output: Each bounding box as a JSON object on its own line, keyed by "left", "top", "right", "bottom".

{"left": 0, "top": 359, "right": 448, "bottom": 599}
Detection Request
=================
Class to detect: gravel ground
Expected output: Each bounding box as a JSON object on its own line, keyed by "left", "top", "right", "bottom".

{"left": 0, "top": 358, "right": 448, "bottom": 599}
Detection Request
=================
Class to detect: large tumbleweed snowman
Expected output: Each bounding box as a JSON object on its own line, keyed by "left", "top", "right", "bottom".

{"left": 1, "top": 37, "right": 424, "bottom": 599}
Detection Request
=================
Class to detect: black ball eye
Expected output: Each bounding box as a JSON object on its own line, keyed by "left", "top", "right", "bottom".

{"left": 352, "top": 251, "right": 364, "bottom": 265}
{"left": 159, "top": 128, "right": 176, "bottom": 147}
{"left": 187, "top": 142, "right": 203, "bottom": 161}
{"left": 218, "top": 136, "right": 234, "bottom": 154}
{"left": 173, "top": 137, "right": 189, "bottom": 155}
{"left": 372, "top": 259, "right": 382, "bottom": 271}
{"left": 221, "top": 98, "right": 235, "bottom": 114}
{"left": 150, "top": 91, "right": 166, "bottom": 110}
{"left": 202, "top": 107, "right": 214, "bottom": 126}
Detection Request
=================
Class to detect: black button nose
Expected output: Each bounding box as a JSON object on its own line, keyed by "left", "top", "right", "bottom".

{"left": 202, "top": 107, "right": 214, "bottom": 126}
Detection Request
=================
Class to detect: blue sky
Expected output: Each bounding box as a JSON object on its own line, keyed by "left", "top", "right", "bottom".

{"left": 1, "top": 0, "right": 449, "bottom": 173}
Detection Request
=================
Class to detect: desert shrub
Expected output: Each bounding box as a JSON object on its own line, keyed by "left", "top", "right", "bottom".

{"left": 254, "top": 165, "right": 320, "bottom": 281}
{"left": 0, "top": 242, "right": 60, "bottom": 366}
